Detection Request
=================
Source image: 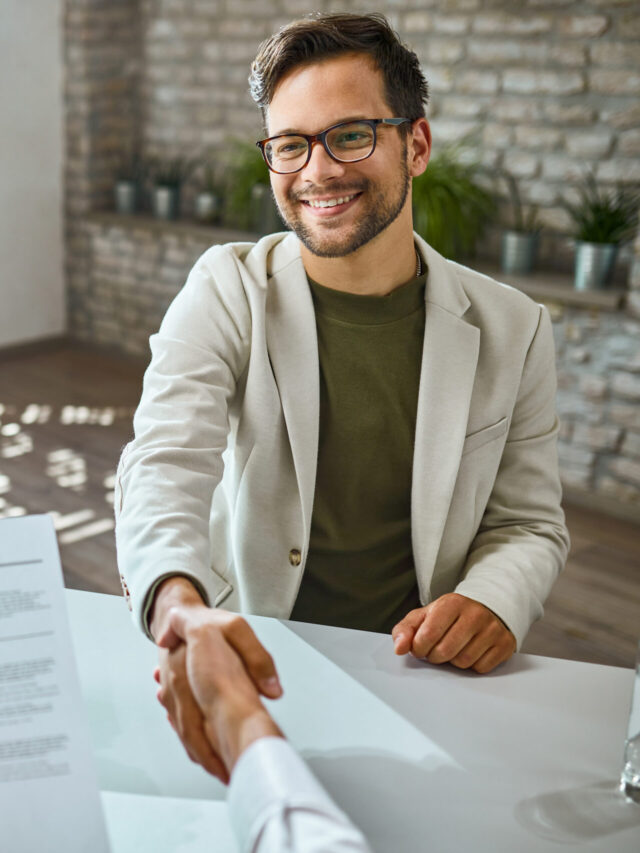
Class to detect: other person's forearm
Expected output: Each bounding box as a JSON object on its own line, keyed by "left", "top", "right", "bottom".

{"left": 209, "top": 700, "right": 283, "bottom": 773}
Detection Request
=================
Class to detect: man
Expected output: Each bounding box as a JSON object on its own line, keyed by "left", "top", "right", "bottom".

{"left": 156, "top": 605, "right": 372, "bottom": 852}
{"left": 115, "top": 13, "right": 569, "bottom": 775}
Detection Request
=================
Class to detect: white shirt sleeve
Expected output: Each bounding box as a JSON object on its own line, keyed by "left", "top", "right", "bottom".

{"left": 227, "top": 737, "right": 373, "bottom": 853}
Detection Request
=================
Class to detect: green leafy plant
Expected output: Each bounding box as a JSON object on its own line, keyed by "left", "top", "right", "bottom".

{"left": 115, "top": 150, "right": 147, "bottom": 183}
{"left": 562, "top": 173, "right": 639, "bottom": 244}
{"left": 200, "top": 161, "right": 224, "bottom": 195}
{"left": 412, "top": 140, "right": 495, "bottom": 260}
{"left": 223, "top": 141, "right": 271, "bottom": 228}
{"left": 500, "top": 170, "right": 540, "bottom": 234}
{"left": 150, "top": 156, "right": 198, "bottom": 188}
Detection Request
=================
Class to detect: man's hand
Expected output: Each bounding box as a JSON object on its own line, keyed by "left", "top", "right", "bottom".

{"left": 391, "top": 593, "right": 516, "bottom": 674}
{"left": 158, "top": 605, "right": 283, "bottom": 777}
{"left": 149, "top": 577, "right": 282, "bottom": 781}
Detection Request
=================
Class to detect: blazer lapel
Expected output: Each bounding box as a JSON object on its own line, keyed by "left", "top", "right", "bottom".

{"left": 265, "top": 234, "right": 319, "bottom": 548}
{"left": 411, "top": 237, "right": 480, "bottom": 595}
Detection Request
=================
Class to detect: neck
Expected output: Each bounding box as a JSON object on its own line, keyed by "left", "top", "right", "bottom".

{"left": 300, "top": 213, "right": 418, "bottom": 297}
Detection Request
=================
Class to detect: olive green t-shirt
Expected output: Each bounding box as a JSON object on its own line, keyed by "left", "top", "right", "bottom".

{"left": 290, "top": 270, "right": 427, "bottom": 634}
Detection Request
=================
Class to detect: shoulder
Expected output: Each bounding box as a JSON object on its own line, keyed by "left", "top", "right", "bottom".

{"left": 196, "top": 231, "right": 300, "bottom": 284}
{"left": 448, "top": 260, "right": 544, "bottom": 345}
{"left": 450, "top": 261, "right": 540, "bottom": 315}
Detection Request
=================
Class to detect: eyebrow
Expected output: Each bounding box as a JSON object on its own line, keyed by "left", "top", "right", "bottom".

{"left": 268, "top": 115, "right": 371, "bottom": 137}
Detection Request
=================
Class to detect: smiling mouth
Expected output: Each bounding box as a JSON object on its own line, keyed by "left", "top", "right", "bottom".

{"left": 301, "top": 192, "right": 362, "bottom": 209}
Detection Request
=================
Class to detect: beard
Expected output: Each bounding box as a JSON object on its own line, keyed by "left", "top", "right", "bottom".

{"left": 273, "top": 153, "right": 411, "bottom": 259}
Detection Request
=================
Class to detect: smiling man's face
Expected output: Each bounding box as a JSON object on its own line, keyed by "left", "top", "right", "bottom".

{"left": 266, "top": 53, "right": 413, "bottom": 258}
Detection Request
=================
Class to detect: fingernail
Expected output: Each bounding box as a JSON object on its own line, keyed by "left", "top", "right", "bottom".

{"left": 261, "top": 676, "right": 282, "bottom": 697}
{"left": 394, "top": 634, "right": 405, "bottom": 652}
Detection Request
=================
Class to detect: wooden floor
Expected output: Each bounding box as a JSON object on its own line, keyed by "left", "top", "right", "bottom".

{"left": 1, "top": 342, "right": 638, "bottom": 668}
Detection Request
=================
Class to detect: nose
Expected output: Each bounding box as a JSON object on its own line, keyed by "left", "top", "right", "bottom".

{"left": 300, "top": 138, "right": 347, "bottom": 184}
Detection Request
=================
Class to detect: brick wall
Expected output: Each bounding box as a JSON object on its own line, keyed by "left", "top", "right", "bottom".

{"left": 551, "top": 302, "right": 640, "bottom": 511}
{"left": 131, "top": 0, "right": 640, "bottom": 266}
{"left": 65, "top": 1, "right": 640, "bottom": 262}
{"left": 63, "top": 0, "right": 640, "bottom": 515}
{"left": 64, "top": 0, "right": 141, "bottom": 339}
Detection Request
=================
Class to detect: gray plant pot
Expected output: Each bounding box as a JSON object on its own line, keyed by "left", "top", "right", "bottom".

{"left": 500, "top": 230, "right": 539, "bottom": 275}
{"left": 115, "top": 180, "right": 138, "bottom": 215}
{"left": 152, "top": 185, "right": 180, "bottom": 220}
{"left": 574, "top": 241, "right": 618, "bottom": 291}
{"left": 194, "top": 191, "right": 221, "bottom": 224}
{"left": 250, "top": 184, "right": 282, "bottom": 235}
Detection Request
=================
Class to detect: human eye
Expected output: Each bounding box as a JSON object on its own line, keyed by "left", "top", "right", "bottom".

{"left": 274, "top": 137, "right": 307, "bottom": 159}
{"left": 331, "top": 124, "right": 374, "bottom": 149}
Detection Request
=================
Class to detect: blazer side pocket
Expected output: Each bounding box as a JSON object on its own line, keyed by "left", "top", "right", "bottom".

{"left": 462, "top": 416, "right": 509, "bottom": 457}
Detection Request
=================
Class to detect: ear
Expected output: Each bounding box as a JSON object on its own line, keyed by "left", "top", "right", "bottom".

{"left": 408, "top": 118, "right": 431, "bottom": 178}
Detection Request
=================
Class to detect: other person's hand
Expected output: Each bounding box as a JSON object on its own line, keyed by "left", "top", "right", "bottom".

{"left": 391, "top": 593, "right": 516, "bottom": 674}
{"left": 149, "top": 577, "right": 282, "bottom": 781}
{"left": 159, "top": 605, "right": 283, "bottom": 777}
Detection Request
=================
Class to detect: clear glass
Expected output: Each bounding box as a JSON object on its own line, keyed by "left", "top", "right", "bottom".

{"left": 620, "top": 640, "right": 640, "bottom": 803}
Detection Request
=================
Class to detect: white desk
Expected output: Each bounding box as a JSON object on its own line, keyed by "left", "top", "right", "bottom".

{"left": 66, "top": 589, "right": 640, "bottom": 852}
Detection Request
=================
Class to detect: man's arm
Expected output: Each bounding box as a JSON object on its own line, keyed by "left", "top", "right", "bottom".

{"left": 115, "top": 246, "right": 251, "bottom": 638}
{"left": 151, "top": 576, "right": 282, "bottom": 780}
{"left": 160, "top": 607, "right": 373, "bottom": 853}
{"left": 393, "top": 304, "right": 569, "bottom": 672}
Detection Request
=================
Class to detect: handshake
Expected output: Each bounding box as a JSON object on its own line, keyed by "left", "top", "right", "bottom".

{"left": 151, "top": 577, "right": 284, "bottom": 784}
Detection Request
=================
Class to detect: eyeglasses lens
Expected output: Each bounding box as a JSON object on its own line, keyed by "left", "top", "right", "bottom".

{"left": 266, "top": 122, "right": 375, "bottom": 173}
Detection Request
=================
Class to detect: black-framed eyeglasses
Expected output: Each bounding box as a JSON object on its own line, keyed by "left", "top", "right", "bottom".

{"left": 256, "top": 118, "right": 413, "bottom": 174}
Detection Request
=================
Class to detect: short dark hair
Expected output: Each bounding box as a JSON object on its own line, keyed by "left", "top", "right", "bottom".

{"left": 249, "top": 13, "right": 429, "bottom": 128}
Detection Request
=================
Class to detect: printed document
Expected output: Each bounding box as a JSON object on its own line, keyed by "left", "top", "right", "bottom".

{"left": 0, "top": 514, "right": 110, "bottom": 851}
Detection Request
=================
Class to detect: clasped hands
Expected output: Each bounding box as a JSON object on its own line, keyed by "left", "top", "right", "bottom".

{"left": 151, "top": 580, "right": 515, "bottom": 780}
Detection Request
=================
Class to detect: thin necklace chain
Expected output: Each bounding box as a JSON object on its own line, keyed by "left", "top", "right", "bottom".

{"left": 415, "top": 248, "right": 422, "bottom": 278}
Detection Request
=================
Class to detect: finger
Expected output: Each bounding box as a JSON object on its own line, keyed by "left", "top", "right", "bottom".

{"left": 448, "top": 632, "right": 494, "bottom": 670}
{"left": 171, "top": 685, "right": 229, "bottom": 780}
{"left": 411, "top": 604, "right": 460, "bottom": 658}
{"left": 425, "top": 620, "right": 481, "bottom": 665}
{"left": 186, "top": 731, "right": 229, "bottom": 783}
{"left": 223, "top": 617, "right": 283, "bottom": 698}
{"left": 391, "top": 609, "right": 427, "bottom": 655}
{"left": 472, "top": 634, "right": 516, "bottom": 674}
{"left": 157, "top": 606, "right": 189, "bottom": 650}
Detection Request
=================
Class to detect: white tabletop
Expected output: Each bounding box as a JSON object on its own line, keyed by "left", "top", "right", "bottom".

{"left": 66, "top": 589, "right": 640, "bottom": 852}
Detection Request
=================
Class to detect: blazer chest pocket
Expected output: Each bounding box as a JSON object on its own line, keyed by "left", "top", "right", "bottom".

{"left": 461, "top": 416, "right": 509, "bottom": 457}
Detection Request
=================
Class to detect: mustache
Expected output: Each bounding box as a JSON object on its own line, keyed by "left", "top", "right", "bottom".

{"left": 288, "top": 180, "right": 369, "bottom": 202}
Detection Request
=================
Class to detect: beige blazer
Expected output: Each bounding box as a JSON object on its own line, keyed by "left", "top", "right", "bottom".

{"left": 115, "top": 232, "right": 569, "bottom": 648}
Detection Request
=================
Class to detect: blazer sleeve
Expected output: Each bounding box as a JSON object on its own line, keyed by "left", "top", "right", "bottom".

{"left": 454, "top": 304, "right": 570, "bottom": 649}
{"left": 114, "top": 247, "right": 251, "bottom": 638}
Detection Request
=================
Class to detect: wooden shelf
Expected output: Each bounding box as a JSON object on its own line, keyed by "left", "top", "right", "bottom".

{"left": 86, "top": 211, "right": 259, "bottom": 244}
{"left": 476, "top": 266, "right": 627, "bottom": 312}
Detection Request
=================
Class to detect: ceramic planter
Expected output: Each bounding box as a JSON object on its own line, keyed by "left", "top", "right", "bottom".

{"left": 194, "top": 191, "right": 221, "bottom": 224}
{"left": 152, "top": 185, "right": 180, "bottom": 220}
{"left": 500, "top": 230, "right": 539, "bottom": 275}
{"left": 114, "top": 180, "right": 138, "bottom": 215}
{"left": 573, "top": 241, "right": 618, "bottom": 290}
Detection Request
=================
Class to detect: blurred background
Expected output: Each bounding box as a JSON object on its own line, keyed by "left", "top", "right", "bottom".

{"left": 0, "top": 0, "right": 638, "bottom": 666}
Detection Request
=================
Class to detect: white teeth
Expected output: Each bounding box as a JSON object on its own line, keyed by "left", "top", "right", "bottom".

{"left": 307, "top": 194, "right": 356, "bottom": 208}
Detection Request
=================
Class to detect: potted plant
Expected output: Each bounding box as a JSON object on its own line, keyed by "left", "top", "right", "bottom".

{"left": 194, "top": 160, "right": 223, "bottom": 225}
{"left": 114, "top": 151, "right": 146, "bottom": 215}
{"left": 224, "top": 142, "right": 282, "bottom": 234}
{"left": 149, "top": 156, "right": 197, "bottom": 220}
{"left": 562, "top": 173, "right": 639, "bottom": 290}
{"left": 499, "top": 171, "right": 541, "bottom": 275}
{"left": 412, "top": 140, "right": 495, "bottom": 260}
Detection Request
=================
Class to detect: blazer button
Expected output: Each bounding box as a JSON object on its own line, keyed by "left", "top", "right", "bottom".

{"left": 289, "top": 548, "right": 302, "bottom": 567}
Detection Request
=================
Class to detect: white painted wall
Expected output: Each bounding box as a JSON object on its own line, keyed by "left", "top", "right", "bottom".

{"left": 0, "top": 0, "right": 65, "bottom": 348}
